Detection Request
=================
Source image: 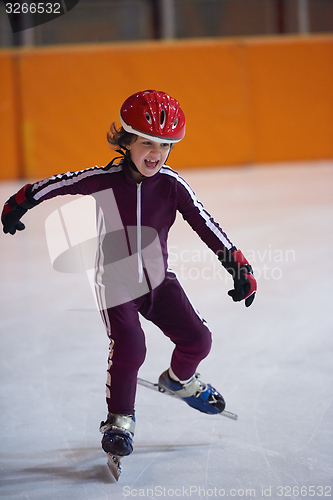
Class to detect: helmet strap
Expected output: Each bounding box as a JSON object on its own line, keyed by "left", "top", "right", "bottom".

{"left": 104, "top": 148, "right": 144, "bottom": 178}
{"left": 124, "top": 149, "right": 146, "bottom": 178}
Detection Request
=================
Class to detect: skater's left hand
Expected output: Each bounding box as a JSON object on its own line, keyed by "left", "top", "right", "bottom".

{"left": 219, "top": 246, "right": 257, "bottom": 307}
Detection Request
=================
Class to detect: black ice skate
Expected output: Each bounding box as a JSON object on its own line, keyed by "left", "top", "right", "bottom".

{"left": 99, "top": 413, "right": 135, "bottom": 480}
{"left": 158, "top": 371, "right": 226, "bottom": 415}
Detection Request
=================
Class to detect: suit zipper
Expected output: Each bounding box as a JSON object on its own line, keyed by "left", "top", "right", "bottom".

{"left": 137, "top": 182, "right": 143, "bottom": 283}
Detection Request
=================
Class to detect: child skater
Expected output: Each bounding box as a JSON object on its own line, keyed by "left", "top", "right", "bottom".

{"left": 2, "top": 90, "right": 257, "bottom": 461}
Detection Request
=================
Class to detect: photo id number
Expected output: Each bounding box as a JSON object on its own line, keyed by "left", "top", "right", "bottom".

{"left": 5, "top": 3, "right": 61, "bottom": 14}
{"left": 277, "top": 485, "right": 332, "bottom": 497}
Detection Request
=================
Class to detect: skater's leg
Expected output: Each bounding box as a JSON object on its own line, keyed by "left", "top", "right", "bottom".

{"left": 139, "top": 271, "right": 212, "bottom": 381}
{"left": 98, "top": 301, "right": 145, "bottom": 456}
{"left": 100, "top": 301, "right": 146, "bottom": 415}
{"left": 139, "top": 272, "right": 225, "bottom": 414}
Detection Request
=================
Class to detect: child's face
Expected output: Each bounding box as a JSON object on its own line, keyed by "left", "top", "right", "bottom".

{"left": 127, "top": 136, "right": 171, "bottom": 177}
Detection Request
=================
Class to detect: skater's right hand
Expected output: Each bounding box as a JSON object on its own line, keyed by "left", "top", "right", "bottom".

{"left": 1, "top": 184, "right": 36, "bottom": 235}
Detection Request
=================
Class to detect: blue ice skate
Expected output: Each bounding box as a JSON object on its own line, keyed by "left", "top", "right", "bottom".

{"left": 158, "top": 371, "right": 225, "bottom": 415}
{"left": 99, "top": 413, "right": 135, "bottom": 457}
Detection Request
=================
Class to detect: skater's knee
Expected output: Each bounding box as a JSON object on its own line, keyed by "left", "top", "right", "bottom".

{"left": 174, "top": 327, "right": 212, "bottom": 366}
{"left": 112, "top": 338, "right": 146, "bottom": 371}
{"left": 192, "top": 326, "right": 212, "bottom": 358}
{"left": 107, "top": 324, "right": 146, "bottom": 371}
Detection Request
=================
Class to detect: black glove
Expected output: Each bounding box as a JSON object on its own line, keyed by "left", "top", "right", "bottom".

{"left": 219, "top": 246, "right": 257, "bottom": 307}
{"left": 1, "top": 184, "right": 38, "bottom": 235}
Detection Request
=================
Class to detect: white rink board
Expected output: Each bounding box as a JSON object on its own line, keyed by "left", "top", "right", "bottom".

{"left": 1, "top": 161, "right": 333, "bottom": 499}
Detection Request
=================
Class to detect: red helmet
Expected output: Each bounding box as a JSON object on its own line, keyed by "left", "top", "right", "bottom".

{"left": 120, "top": 90, "right": 186, "bottom": 143}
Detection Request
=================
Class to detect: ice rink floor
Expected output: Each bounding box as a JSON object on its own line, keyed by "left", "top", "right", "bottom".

{"left": 1, "top": 161, "right": 333, "bottom": 500}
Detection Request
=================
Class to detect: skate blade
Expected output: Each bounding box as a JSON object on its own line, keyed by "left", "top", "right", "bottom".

{"left": 220, "top": 409, "right": 238, "bottom": 420}
{"left": 107, "top": 453, "right": 121, "bottom": 481}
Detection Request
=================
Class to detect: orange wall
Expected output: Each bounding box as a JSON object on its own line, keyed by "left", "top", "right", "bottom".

{"left": 0, "top": 52, "right": 21, "bottom": 180}
{"left": 246, "top": 37, "right": 333, "bottom": 162}
{"left": 1, "top": 35, "right": 333, "bottom": 180}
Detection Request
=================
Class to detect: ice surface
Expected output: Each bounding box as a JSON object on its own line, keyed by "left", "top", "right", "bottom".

{"left": 1, "top": 161, "right": 333, "bottom": 499}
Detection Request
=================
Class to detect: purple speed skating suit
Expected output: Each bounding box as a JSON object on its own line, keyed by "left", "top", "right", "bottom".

{"left": 30, "top": 159, "right": 233, "bottom": 414}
